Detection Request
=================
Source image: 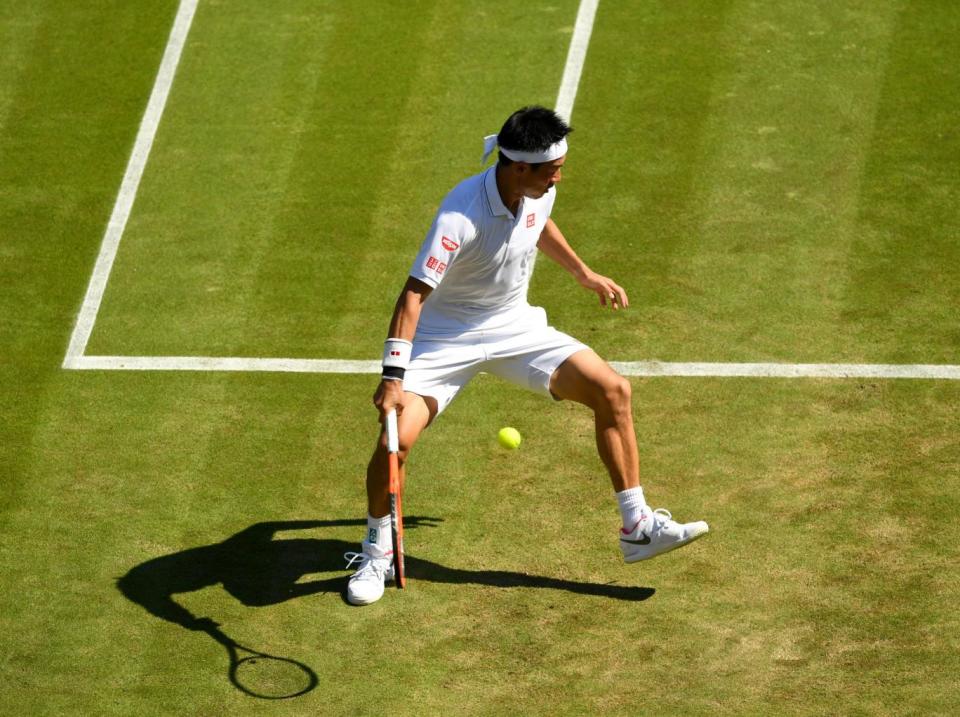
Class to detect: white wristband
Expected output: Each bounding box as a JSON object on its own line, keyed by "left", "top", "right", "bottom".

{"left": 382, "top": 338, "right": 412, "bottom": 381}
{"left": 383, "top": 338, "right": 412, "bottom": 369}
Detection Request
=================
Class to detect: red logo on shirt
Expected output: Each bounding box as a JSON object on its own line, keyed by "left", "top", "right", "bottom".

{"left": 441, "top": 236, "right": 459, "bottom": 251}
{"left": 526, "top": 213, "right": 536, "bottom": 228}
{"left": 426, "top": 256, "right": 446, "bottom": 275}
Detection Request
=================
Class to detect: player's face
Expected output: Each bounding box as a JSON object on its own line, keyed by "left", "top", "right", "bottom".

{"left": 523, "top": 156, "right": 566, "bottom": 198}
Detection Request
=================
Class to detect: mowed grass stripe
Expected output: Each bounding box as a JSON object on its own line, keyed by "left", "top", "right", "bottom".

{"left": 0, "top": 0, "right": 45, "bottom": 136}
{"left": 540, "top": 0, "right": 911, "bottom": 365}
{"left": 671, "top": 0, "right": 902, "bottom": 364}
{"left": 0, "top": 0, "right": 178, "bottom": 519}
{"left": 85, "top": 0, "right": 344, "bottom": 357}
{"left": 532, "top": 0, "right": 739, "bottom": 356}
{"left": 88, "top": 0, "right": 581, "bottom": 359}
{"left": 843, "top": 3, "right": 960, "bottom": 363}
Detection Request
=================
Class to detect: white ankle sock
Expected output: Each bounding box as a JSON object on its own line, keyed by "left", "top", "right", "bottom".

{"left": 616, "top": 487, "right": 647, "bottom": 531}
{"left": 366, "top": 514, "right": 393, "bottom": 554}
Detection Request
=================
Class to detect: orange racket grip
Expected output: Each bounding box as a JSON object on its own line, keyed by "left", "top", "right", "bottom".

{"left": 386, "top": 410, "right": 406, "bottom": 589}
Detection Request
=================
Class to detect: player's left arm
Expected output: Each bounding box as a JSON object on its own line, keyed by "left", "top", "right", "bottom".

{"left": 537, "top": 217, "right": 629, "bottom": 309}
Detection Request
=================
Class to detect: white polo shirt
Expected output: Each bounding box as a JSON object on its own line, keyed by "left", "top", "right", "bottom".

{"left": 410, "top": 166, "right": 557, "bottom": 336}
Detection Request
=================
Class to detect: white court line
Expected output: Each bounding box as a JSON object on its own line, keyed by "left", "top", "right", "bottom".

{"left": 71, "top": 356, "right": 960, "bottom": 380}
{"left": 74, "top": 356, "right": 377, "bottom": 374}
{"left": 556, "top": 0, "right": 599, "bottom": 123}
{"left": 610, "top": 362, "right": 960, "bottom": 380}
{"left": 60, "top": 2, "right": 960, "bottom": 381}
{"left": 62, "top": 0, "right": 199, "bottom": 369}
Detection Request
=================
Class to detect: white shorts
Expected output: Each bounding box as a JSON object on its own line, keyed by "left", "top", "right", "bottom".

{"left": 404, "top": 310, "right": 589, "bottom": 415}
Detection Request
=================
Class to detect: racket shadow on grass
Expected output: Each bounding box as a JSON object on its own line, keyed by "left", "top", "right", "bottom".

{"left": 200, "top": 620, "right": 318, "bottom": 700}
{"left": 116, "top": 518, "right": 441, "bottom": 699}
{"left": 117, "top": 517, "right": 652, "bottom": 697}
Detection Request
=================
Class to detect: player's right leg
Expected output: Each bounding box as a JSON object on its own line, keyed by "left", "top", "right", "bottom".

{"left": 366, "top": 392, "right": 436, "bottom": 517}
{"left": 346, "top": 392, "right": 436, "bottom": 606}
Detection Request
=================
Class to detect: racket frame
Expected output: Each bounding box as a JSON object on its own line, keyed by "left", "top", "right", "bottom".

{"left": 385, "top": 409, "right": 406, "bottom": 588}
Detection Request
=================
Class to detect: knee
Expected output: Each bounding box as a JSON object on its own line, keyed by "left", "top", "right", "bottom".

{"left": 393, "top": 433, "right": 416, "bottom": 464}
{"left": 371, "top": 433, "right": 414, "bottom": 467}
{"left": 600, "top": 375, "right": 632, "bottom": 417}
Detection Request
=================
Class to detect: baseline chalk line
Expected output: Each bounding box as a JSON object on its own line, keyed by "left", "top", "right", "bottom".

{"left": 71, "top": 356, "right": 960, "bottom": 380}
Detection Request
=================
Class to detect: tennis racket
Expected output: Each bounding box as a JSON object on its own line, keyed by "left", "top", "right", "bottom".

{"left": 385, "top": 408, "right": 406, "bottom": 589}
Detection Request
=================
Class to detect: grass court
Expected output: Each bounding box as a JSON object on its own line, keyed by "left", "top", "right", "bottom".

{"left": 1, "top": 1, "right": 958, "bottom": 714}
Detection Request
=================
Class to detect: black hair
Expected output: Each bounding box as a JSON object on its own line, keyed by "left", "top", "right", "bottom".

{"left": 497, "top": 105, "right": 572, "bottom": 167}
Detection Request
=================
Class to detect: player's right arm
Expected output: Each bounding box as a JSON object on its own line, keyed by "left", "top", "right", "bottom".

{"left": 375, "top": 203, "right": 469, "bottom": 419}
{"left": 374, "top": 277, "right": 433, "bottom": 420}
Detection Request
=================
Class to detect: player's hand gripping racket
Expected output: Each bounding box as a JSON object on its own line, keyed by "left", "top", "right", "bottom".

{"left": 385, "top": 408, "right": 406, "bottom": 588}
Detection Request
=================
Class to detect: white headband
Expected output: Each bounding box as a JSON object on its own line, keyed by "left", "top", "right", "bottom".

{"left": 481, "top": 134, "right": 568, "bottom": 165}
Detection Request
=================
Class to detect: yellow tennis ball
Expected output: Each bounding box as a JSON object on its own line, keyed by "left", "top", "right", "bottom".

{"left": 498, "top": 426, "right": 522, "bottom": 449}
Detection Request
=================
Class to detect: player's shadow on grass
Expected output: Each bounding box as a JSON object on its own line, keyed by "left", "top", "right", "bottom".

{"left": 117, "top": 518, "right": 653, "bottom": 627}
{"left": 117, "top": 519, "right": 653, "bottom": 697}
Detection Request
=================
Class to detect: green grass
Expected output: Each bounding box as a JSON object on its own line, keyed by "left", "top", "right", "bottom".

{"left": 1, "top": 1, "right": 959, "bottom": 715}
{"left": 543, "top": 0, "right": 959, "bottom": 364}
{"left": 88, "top": 0, "right": 579, "bottom": 358}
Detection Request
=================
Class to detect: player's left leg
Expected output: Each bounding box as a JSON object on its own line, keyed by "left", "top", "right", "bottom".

{"left": 549, "top": 350, "right": 709, "bottom": 561}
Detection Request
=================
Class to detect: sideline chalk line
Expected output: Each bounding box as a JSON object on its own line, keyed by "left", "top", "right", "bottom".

{"left": 61, "top": 1, "right": 960, "bottom": 381}
{"left": 63, "top": 0, "right": 198, "bottom": 368}
{"left": 556, "top": 0, "right": 599, "bottom": 123}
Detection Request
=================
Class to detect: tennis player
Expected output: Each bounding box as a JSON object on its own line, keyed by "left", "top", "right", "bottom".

{"left": 346, "top": 106, "right": 708, "bottom": 605}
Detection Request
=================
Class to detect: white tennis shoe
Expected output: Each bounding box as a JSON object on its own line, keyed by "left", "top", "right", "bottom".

{"left": 345, "top": 542, "right": 395, "bottom": 606}
{"left": 619, "top": 508, "right": 709, "bottom": 563}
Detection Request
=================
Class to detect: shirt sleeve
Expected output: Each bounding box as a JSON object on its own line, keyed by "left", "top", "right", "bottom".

{"left": 409, "top": 210, "right": 472, "bottom": 288}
